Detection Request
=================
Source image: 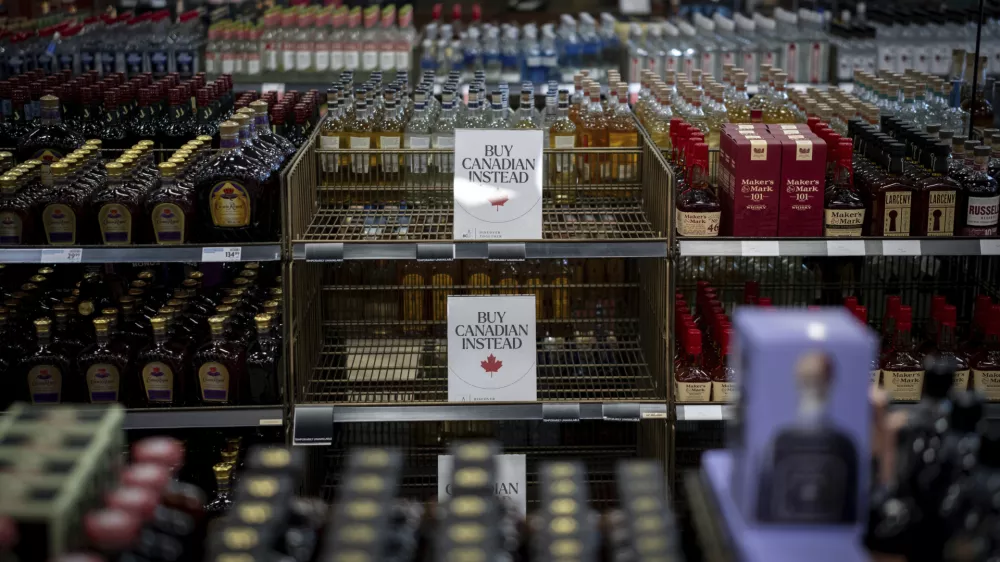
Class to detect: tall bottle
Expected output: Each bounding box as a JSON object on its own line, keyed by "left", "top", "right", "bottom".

{"left": 824, "top": 140, "right": 866, "bottom": 237}
{"left": 17, "top": 94, "right": 84, "bottom": 165}
{"left": 675, "top": 328, "right": 711, "bottom": 402}
{"left": 38, "top": 162, "right": 88, "bottom": 245}
{"left": 914, "top": 142, "right": 959, "bottom": 237}
{"left": 880, "top": 306, "right": 924, "bottom": 401}
{"left": 607, "top": 82, "right": 638, "bottom": 184}
{"left": 246, "top": 313, "right": 281, "bottom": 405}
{"left": 17, "top": 318, "right": 71, "bottom": 404}
{"left": 868, "top": 143, "right": 914, "bottom": 237}
{"left": 77, "top": 317, "right": 129, "bottom": 405}
{"left": 191, "top": 315, "right": 245, "bottom": 405}
{"left": 676, "top": 142, "right": 720, "bottom": 237}
{"left": 577, "top": 82, "right": 608, "bottom": 184}
{"left": 549, "top": 90, "right": 577, "bottom": 194}
{"left": 958, "top": 145, "right": 999, "bottom": 236}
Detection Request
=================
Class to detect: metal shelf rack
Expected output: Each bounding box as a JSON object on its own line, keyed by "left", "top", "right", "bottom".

{"left": 122, "top": 406, "right": 284, "bottom": 430}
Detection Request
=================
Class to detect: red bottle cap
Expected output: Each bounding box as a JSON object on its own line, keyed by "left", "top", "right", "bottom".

{"left": 103, "top": 89, "right": 118, "bottom": 108}
{"left": 132, "top": 437, "right": 185, "bottom": 473}
{"left": 196, "top": 88, "right": 210, "bottom": 108}
{"left": 757, "top": 297, "right": 772, "bottom": 306}
{"left": 84, "top": 508, "right": 140, "bottom": 553}
{"left": 167, "top": 88, "right": 183, "bottom": 106}
{"left": 452, "top": 3, "right": 462, "bottom": 22}
{"left": 295, "top": 103, "right": 309, "bottom": 124}
{"left": 697, "top": 280, "right": 710, "bottom": 291}
{"left": 852, "top": 305, "right": 868, "bottom": 325}
{"left": 838, "top": 140, "right": 854, "bottom": 161}
{"left": 989, "top": 305, "right": 1000, "bottom": 335}
{"left": 120, "top": 463, "right": 171, "bottom": 493}
{"left": 843, "top": 296, "right": 858, "bottom": 309}
{"left": 896, "top": 305, "right": 912, "bottom": 324}
{"left": 271, "top": 106, "right": 286, "bottom": 125}
{"left": 931, "top": 296, "right": 947, "bottom": 320}
{"left": 691, "top": 142, "right": 708, "bottom": 164}
{"left": 886, "top": 295, "right": 902, "bottom": 318}
{"left": 720, "top": 328, "right": 732, "bottom": 356}
{"left": 807, "top": 116, "right": 821, "bottom": 132}
{"left": 138, "top": 88, "right": 152, "bottom": 107}
{"left": 432, "top": 3, "right": 443, "bottom": 20}
{"left": 105, "top": 486, "right": 159, "bottom": 521}
{"left": 941, "top": 304, "right": 957, "bottom": 325}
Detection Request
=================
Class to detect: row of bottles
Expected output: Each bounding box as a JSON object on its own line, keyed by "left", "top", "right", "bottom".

{"left": 673, "top": 280, "right": 734, "bottom": 403}
{"left": 2, "top": 263, "right": 283, "bottom": 408}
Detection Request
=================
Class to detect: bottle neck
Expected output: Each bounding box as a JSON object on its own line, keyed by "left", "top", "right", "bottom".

{"left": 152, "top": 328, "right": 169, "bottom": 345}
{"left": 894, "top": 325, "right": 913, "bottom": 351}
{"left": 937, "top": 323, "right": 956, "bottom": 352}
{"left": 887, "top": 155, "right": 905, "bottom": 176}
{"left": 220, "top": 134, "right": 240, "bottom": 151}
{"left": 40, "top": 105, "right": 61, "bottom": 126}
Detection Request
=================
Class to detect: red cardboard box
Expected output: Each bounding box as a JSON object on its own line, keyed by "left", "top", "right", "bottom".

{"left": 777, "top": 135, "right": 827, "bottom": 237}
{"left": 719, "top": 130, "right": 781, "bottom": 236}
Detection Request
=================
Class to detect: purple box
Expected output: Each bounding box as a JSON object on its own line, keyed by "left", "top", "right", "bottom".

{"left": 729, "top": 308, "right": 876, "bottom": 530}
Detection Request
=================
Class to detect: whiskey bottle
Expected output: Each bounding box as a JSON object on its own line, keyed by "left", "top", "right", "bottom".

{"left": 971, "top": 304, "right": 1000, "bottom": 401}
{"left": 145, "top": 161, "right": 195, "bottom": 245}
{"left": 825, "top": 140, "right": 866, "bottom": 237}
{"left": 193, "top": 121, "right": 266, "bottom": 243}
{"left": 250, "top": 100, "right": 296, "bottom": 158}
{"left": 577, "top": 82, "right": 608, "bottom": 184}
{"left": 89, "top": 161, "right": 142, "bottom": 245}
{"left": 135, "top": 316, "right": 188, "bottom": 407}
{"left": 246, "top": 313, "right": 281, "bottom": 405}
{"left": 935, "top": 305, "right": 971, "bottom": 392}
{"left": 676, "top": 142, "right": 721, "bottom": 237}
{"left": 869, "top": 142, "right": 914, "bottom": 237}
{"left": 99, "top": 89, "right": 131, "bottom": 151}
{"left": 191, "top": 315, "right": 245, "bottom": 405}
{"left": 608, "top": 82, "right": 639, "bottom": 184}
{"left": 710, "top": 327, "right": 735, "bottom": 402}
{"left": 914, "top": 142, "right": 959, "bottom": 236}
{"left": 675, "top": 328, "right": 711, "bottom": 402}
{"left": 204, "top": 462, "right": 234, "bottom": 518}
{"left": 38, "top": 162, "right": 88, "bottom": 245}
{"left": 0, "top": 173, "right": 33, "bottom": 245}
{"left": 957, "top": 145, "right": 999, "bottom": 236}
{"left": 161, "top": 88, "right": 193, "bottom": 150}
{"left": 76, "top": 317, "right": 129, "bottom": 405}
{"left": 0, "top": 88, "right": 30, "bottom": 147}
{"left": 548, "top": 90, "right": 577, "bottom": 199}
{"left": 17, "top": 318, "right": 71, "bottom": 404}
{"left": 16, "top": 94, "right": 84, "bottom": 164}
{"left": 881, "top": 306, "right": 924, "bottom": 401}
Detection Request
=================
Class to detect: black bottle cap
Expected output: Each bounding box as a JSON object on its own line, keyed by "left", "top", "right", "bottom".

{"left": 948, "top": 390, "right": 984, "bottom": 433}
{"left": 888, "top": 143, "right": 906, "bottom": 157}
{"left": 923, "top": 355, "right": 957, "bottom": 399}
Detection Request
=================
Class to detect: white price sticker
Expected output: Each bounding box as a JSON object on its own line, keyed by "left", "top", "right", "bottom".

{"left": 740, "top": 240, "right": 780, "bottom": 256}
{"left": 981, "top": 240, "right": 1000, "bottom": 255}
{"left": 201, "top": 247, "right": 243, "bottom": 262}
{"left": 881, "top": 240, "right": 921, "bottom": 256}
{"left": 826, "top": 240, "right": 866, "bottom": 256}
{"left": 261, "top": 82, "right": 285, "bottom": 96}
{"left": 40, "top": 248, "right": 82, "bottom": 263}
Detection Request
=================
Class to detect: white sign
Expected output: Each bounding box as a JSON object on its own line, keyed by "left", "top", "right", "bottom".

{"left": 453, "top": 129, "right": 544, "bottom": 241}
{"left": 447, "top": 295, "right": 537, "bottom": 402}
{"left": 41, "top": 248, "right": 82, "bottom": 263}
{"left": 201, "top": 247, "right": 242, "bottom": 262}
{"left": 438, "top": 454, "right": 527, "bottom": 516}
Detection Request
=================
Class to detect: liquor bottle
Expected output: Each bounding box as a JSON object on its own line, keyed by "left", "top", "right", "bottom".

{"left": 145, "top": 161, "right": 195, "bottom": 245}
{"left": 971, "top": 305, "right": 1000, "bottom": 401}
{"left": 192, "top": 121, "right": 267, "bottom": 243}
{"left": 868, "top": 142, "right": 914, "bottom": 237}
{"left": 376, "top": 89, "right": 404, "bottom": 184}
{"left": 957, "top": 145, "right": 999, "bottom": 236}
{"left": 549, "top": 89, "right": 577, "bottom": 195}
{"left": 16, "top": 94, "right": 85, "bottom": 164}
{"left": 16, "top": 318, "right": 71, "bottom": 404}
{"left": 134, "top": 316, "right": 188, "bottom": 407}
{"left": 88, "top": 161, "right": 141, "bottom": 246}
{"left": 675, "top": 328, "right": 711, "bottom": 402}
{"left": 0, "top": 173, "right": 33, "bottom": 245}
{"left": 191, "top": 315, "right": 245, "bottom": 405}
{"left": 246, "top": 313, "right": 281, "bottom": 405}
{"left": 98, "top": 89, "right": 131, "bottom": 151}
{"left": 608, "top": 82, "right": 639, "bottom": 184}
{"left": 250, "top": 100, "right": 296, "bottom": 158}
{"left": 933, "top": 305, "right": 971, "bottom": 393}
{"left": 76, "top": 317, "right": 128, "bottom": 405}
{"left": 727, "top": 71, "right": 752, "bottom": 123}
{"left": 204, "top": 462, "right": 234, "bottom": 518}
{"left": 577, "top": 82, "right": 608, "bottom": 184}
{"left": 710, "top": 327, "right": 735, "bottom": 402}
{"left": 825, "top": 140, "right": 866, "bottom": 237}
{"left": 880, "top": 305, "right": 924, "bottom": 401}
{"left": 676, "top": 142, "right": 721, "bottom": 237}
{"left": 914, "top": 142, "right": 959, "bottom": 236}
{"left": 347, "top": 99, "right": 374, "bottom": 181}
{"left": 37, "top": 162, "right": 89, "bottom": 245}
{"left": 0, "top": 88, "right": 30, "bottom": 147}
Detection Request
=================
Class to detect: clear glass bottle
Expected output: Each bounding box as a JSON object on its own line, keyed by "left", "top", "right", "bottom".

{"left": 432, "top": 98, "right": 458, "bottom": 186}
{"left": 607, "top": 82, "right": 638, "bottom": 184}
{"left": 577, "top": 82, "right": 608, "bottom": 184}
{"left": 404, "top": 101, "right": 432, "bottom": 186}
{"left": 549, "top": 90, "right": 577, "bottom": 193}
{"left": 762, "top": 72, "right": 797, "bottom": 124}
{"left": 376, "top": 90, "right": 404, "bottom": 185}
{"left": 347, "top": 100, "right": 374, "bottom": 182}
{"left": 261, "top": 11, "right": 282, "bottom": 74}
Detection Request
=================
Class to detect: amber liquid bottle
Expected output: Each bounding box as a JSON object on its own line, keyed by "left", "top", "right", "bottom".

{"left": 676, "top": 142, "right": 721, "bottom": 237}
{"left": 577, "top": 82, "right": 609, "bottom": 185}
{"left": 246, "top": 313, "right": 281, "bottom": 405}
{"left": 825, "top": 139, "right": 866, "bottom": 237}
{"left": 957, "top": 145, "right": 999, "bottom": 236}
{"left": 710, "top": 327, "right": 736, "bottom": 403}
{"left": 971, "top": 304, "right": 1000, "bottom": 401}
{"left": 880, "top": 305, "right": 924, "bottom": 401}
{"left": 914, "top": 142, "right": 959, "bottom": 236}
{"left": 675, "top": 328, "right": 711, "bottom": 402}
{"left": 868, "top": 142, "right": 914, "bottom": 237}
{"left": 193, "top": 121, "right": 266, "bottom": 243}
{"left": 191, "top": 315, "right": 245, "bottom": 405}
{"left": 17, "top": 94, "right": 84, "bottom": 164}
{"left": 38, "top": 161, "right": 89, "bottom": 245}
{"left": 16, "top": 318, "right": 72, "bottom": 404}
{"left": 135, "top": 316, "right": 188, "bottom": 407}
{"left": 0, "top": 174, "right": 32, "bottom": 244}
{"left": 76, "top": 317, "right": 130, "bottom": 406}
{"left": 90, "top": 161, "right": 143, "bottom": 245}
{"left": 146, "top": 161, "right": 196, "bottom": 245}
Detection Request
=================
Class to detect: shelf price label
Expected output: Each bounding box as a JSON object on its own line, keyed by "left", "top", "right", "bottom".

{"left": 438, "top": 453, "right": 527, "bottom": 516}
{"left": 981, "top": 240, "right": 1000, "bottom": 255}
{"left": 40, "top": 248, "right": 82, "bottom": 263}
{"left": 826, "top": 240, "right": 866, "bottom": 256}
{"left": 881, "top": 240, "right": 921, "bottom": 256}
{"left": 453, "top": 129, "right": 544, "bottom": 241}
{"left": 201, "top": 247, "right": 243, "bottom": 262}
{"left": 447, "top": 295, "right": 537, "bottom": 402}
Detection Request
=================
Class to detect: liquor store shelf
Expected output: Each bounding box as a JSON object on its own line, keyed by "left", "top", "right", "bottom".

{"left": 676, "top": 238, "right": 1000, "bottom": 258}
{"left": 122, "top": 406, "right": 285, "bottom": 430}
{"left": 295, "top": 402, "right": 668, "bottom": 425}
{"left": 292, "top": 240, "right": 668, "bottom": 260}
{"left": 676, "top": 403, "right": 1000, "bottom": 422}
{"left": 0, "top": 244, "right": 282, "bottom": 264}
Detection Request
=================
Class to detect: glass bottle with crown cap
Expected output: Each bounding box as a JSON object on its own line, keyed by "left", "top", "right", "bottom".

{"left": 192, "top": 121, "right": 267, "bottom": 243}
{"left": 76, "top": 316, "right": 130, "bottom": 406}
{"left": 250, "top": 100, "right": 296, "bottom": 158}
{"left": 191, "top": 315, "right": 245, "bottom": 405}
{"left": 205, "top": 462, "right": 234, "bottom": 518}
{"left": 89, "top": 161, "right": 143, "bottom": 245}
{"left": 17, "top": 94, "right": 84, "bottom": 164}
{"left": 135, "top": 315, "right": 188, "bottom": 407}
{"left": 17, "top": 318, "right": 72, "bottom": 404}
{"left": 37, "top": 161, "right": 89, "bottom": 245}
{"left": 246, "top": 313, "right": 281, "bottom": 405}
{"left": 145, "top": 161, "right": 195, "bottom": 245}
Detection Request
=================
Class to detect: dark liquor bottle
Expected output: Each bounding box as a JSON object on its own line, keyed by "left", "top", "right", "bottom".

{"left": 37, "top": 162, "right": 88, "bottom": 245}
{"left": 77, "top": 316, "right": 129, "bottom": 405}
{"left": 675, "top": 328, "right": 711, "bottom": 402}
{"left": 98, "top": 90, "right": 131, "bottom": 151}
{"left": 135, "top": 315, "right": 187, "bottom": 407}
{"left": 89, "top": 161, "right": 143, "bottom": 245}
{"left": 52, "top": 308, "right": 87, "bottom": 360}
{"left": 193, "top": 121, "right": 267, "bottom": 243}
{"left": 675, "top": 142, "right": 721, "bottom": 237}
{"left": 132, "top": 88, "right": 159, "bottom": 144}
{"left": 825, "top": 139, "right": 866, "bottom": 236}
{"left": 246, "top": 313, "right": 280, "bottom": 405}
{"left": 936, "top": 305, "right": 971, "bottom": 393}
{"left": 84, "top": 509, "right": 141, "bottom": 561}
{"left": 18, "top": 94, "right": 85, "bottom": 165}
{"left": 881, "top": 305, "right": 924, "bottom": 401}
{"left": 77, "top": 86, "right": 103, "bottom": 140}
{"left": 161, "top": 88, "right": 192, "bottom": 150}
{"left": 204, "top": 462, "right": 234, "bottom": 518}
{"left": 146, "top": 161, "right": 195, "bottom": 245}
{"left": 0, "top": 88, "right": 30, "bottom": 147}
{"left": 869, "top": 142, "right": 914, "bottom": 237}
{"left": 191, "top": 315, "right": 245, "bottom": 405}
{"left": 0, "top": 174, "right": 33, "bottom": 245}
{"left": 914, "top": 142, "right": 959, "bottom": 237}
{"left": 16, "top": 318, "right": 72, "bottom": 404}
{"left": 250, "top": 99, "right": 297, "bottom": 158}
{"left": 957, "top": 145, "right": 999, "bottom": 236}
{"left": 710, "top": 327, "right": 735, "bottom": 403}
{"left": 192, "top": 88, "right": 218, "bottom": 141}
{"left": 971, "top": 304, "right": 1000, "bottom": 401}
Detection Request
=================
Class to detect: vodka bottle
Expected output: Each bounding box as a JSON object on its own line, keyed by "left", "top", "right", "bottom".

{"left": 599, "top": 13, "right": 623, "bottom": 81}
{"left": 361, "top": 6, "right": 380, "bottom": 73}
{"left": 693, "top": 14, "right": 720, "bottom": 81}
{"left": 378, "top": 5, "right": 397, "bottom": 72}
{"left": 344, "top": 7, "right": 362, "bottom": 73}
{"left": 774, "top": 8, "right": 802, "bottom": 83}
{"left": 295, "top": 11, "right": 315, "bottom": 73}
{"left": 313, "top": 9, "right": 331, "bottom": 75}
{"left": 712, "top": 14, "right": 741, "bottom": 76}
{"left": 280, "top": 10, "right": 297, "bottom": 73}
{"left": 261, "top": 11, "right": 282, "bottom": 74}
{"left": 753, "top": 13, "right": 782, "bottom": 74}
{"left": 397, "top": 5, "right": 416, "bottom": 72}
{"left": 330, "top": 7, "right": 347, "bottom": 74}
{"left": 663, "top": 22, "right": 683, "bottom": 77}
{"left": 579, "top": 13, "right": 602, "bottom": 79}
{"left": 677, "top": 21, "right": 700, "bottom": 78}
{"left": 500, "top": 25, "right": 520, "bottom": 78}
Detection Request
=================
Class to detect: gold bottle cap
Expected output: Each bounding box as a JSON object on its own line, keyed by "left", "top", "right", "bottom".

{"left": 219, "top": 122, "right": 239, "bottom": 136}
{"left": 225, "top": 287, "right": 246, "bottom": 297}
{"left": 105, "top": 162, "right": 124, "bottom": 177}
{"left": 264, "top": 299, "right": 279, "bottom": 310}
{"left": 0, "top": 175, "right": 17, "bottom": 194}
{"left": 197, "top": 135, "right": 214, "bottom": 144}
{"left": 208, "top": 315, "right": 227, "bottom": 331}
{"left": 166, "top": 299, "right": 184, "bottom": 308}
{"left": 250, "top": 100, "right": 269, "bottom": 115}
{"left": 158, "top": 161, "right": 177, "bottom": 177}
{"left": 244, "top": 262, "right": 260, "bottom": 270}
{"left": 254, "top": 313, "right": 273, "bottom": 328}
{"left": 29, "top": 275, "right": 45, "bottom": 284}
{"left": 236, "top": 107, "right": 254, "bottom": 116}
{"left": 181, "top": 279, "right": 198, "bottom": 289}
{"left": 221, "top": 296, "right": 239, "bottom": 306}
{"left": 119, "top": 296, "right": 135, "bottom": 305}
{"left": 213, "top": 462, "right": 233, "bottom": 479}
{"left": 270, "top": 287, "right": 283, "bottom": 296}
{"left": 34, "top": 317, "right": 52, "bottom": 333}
{"left": 233, "top": 277, "right": 249, "bottom": 287}
{"left": 50, "top": 162, "right": 68, "bottom": 178}
{"left": 189, "top": 271, "right": 204, "bottom": 280}
{"left": 151, "top": 316, "right": 168, "bottom": 327}
{"left": 20, "top": 283, "right": 37, "bottom": 292}
{"left": 221, "top": 449, "right": 238, "bottom": 461}
{"left": 159, "top": 306, "right": 175, "bottom": 317}
{"left": 239, "top": 270, "right": 257, "bottom": 280}
{"left": 85, "top": 138, "right": 102, "bottom": 147}
{"left": 175, "top": 149, "right": 193, "bottom": 160}
{"left": 93, "top": 316, "right": 110, "bottom": 333}
{"left": 231, "top": 113, "right": 250, "bottom": 127}
{"left": 127, "top": 288, "right": 144, "bottom": 298}
{"left": 78, "top": 301, "right": 94, "bottom": 316}
{"left": 131, "top": 280, "right": 148, "bottom": 289}
{"left": 24, "top": 159, "right": 41, "bottom": 167}
{"left": 138, "top": 140, "right": 155, "bottom": 148}
{"left": 41, "top": 95, "right": 59, "bottom": 109}
{"left": 216, "top": 305, "right": 234, "bottom": 315}
{"left": 102, "top": 307, "right": 118, "bottom": 317}
{"left": 172, "top": 289, "right": 189, "bottom": 300}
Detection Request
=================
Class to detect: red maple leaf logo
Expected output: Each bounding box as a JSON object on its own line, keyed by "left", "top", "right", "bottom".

{"left": 488, "top": 192, "right": 509, "bottom": 210}
{"left": 481, "top": 354, "right": 502, "bottom": 376}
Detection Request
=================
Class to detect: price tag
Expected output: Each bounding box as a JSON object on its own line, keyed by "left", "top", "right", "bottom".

{"left": 679, "top": 405, "right": 724, "bottom": 421}
{"left": 826, "top": 240, "right": 866, "bottom": 256}
{"left": 740, "top": 240, "right": 780, "bottom": 256}
{"left": 881, "top": 240, "right": 921, "bottom": 256}
{"left": 40, "top": 248, "right": 82, "bottom": 263}
{"left": 619, "top": 0, "right": 651, "bottom": 15}
{"left": 981, "top": 239, "right": 1000, "bottom": 255}
{"left": 261, "top": 82, "right": 285, "bottom": 96}
{"left": 201, "top": 247, "right": 242, "bottom": 262}
{"left": 641, "top": 410, "right": 668, "bottom": 419}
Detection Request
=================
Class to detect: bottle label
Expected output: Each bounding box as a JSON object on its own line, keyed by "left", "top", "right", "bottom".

{"left": 362, "top": 50, "right": 379, "bottom": 71}
{"left": 43, "top": 204, "right": 76, "bottom": 245}
{"left": 553, "top": 134, "right": 576, "bottom": 172}
{"left": 265, "top": 49, "right": 279, "bottom": 72}
{"left": 344, "top": 51, "right": 360, "bottom": 70}
{"left": 282, "top": 51, "right": 296, "bottom": 71}
{"left": 379, "top": 136, "right": 401, "bottom": 173}
{"left": 926, "top": 190, "right": 956, "bottom": 236}
{"left": 433, "top": 135, "right": 455, "bottom": 173}
{"left": 150, "top": 51, "right": 169, "bottom": 77}
{"left": 86, "top": 363, "right": 120, "bottom": 403}
{"left": 32, "top": 148, "right": 63, "bottom": 163}
{"left": 296, "top": 50, "right": 312, "bottom": 71}
{"left": 99, "top": 204, "right": 132, "bottom": 245}
{"left": 142, "top": 362, "right": 174, "bottom": 403}
{"left": 205, "top": 54, "right": 217, "bottom": 74}
{"left": 395, "top": 49, "right": 410, "bottom": 70}
{"left": 314, "top": 51, "right": 330, "bottom": 72}
{"left": 28, "top": 365, "right": 61, "bottom": 404}
{"left": 824, "top": 209, "right": 865, "bottom": 237}
{"left": 881, "top": 191, "right": 911, "bottom": 236}
{"left": 676, "top": 381, "right": 711, "bottom": 402}
{"left": 349, "top": 136, "right": 371, "bottom": 173}
{"left": 100, "top": 51, "right": 116, "bottom": 74}
{"left": 152, "top": 203, "right": 185, "bottom": 244}
{"left": 125, "top": 52, "right": 143, "bottom": 75}
{"left": 175, "top": 50, "right": 195, "bottom": 77}
{"left": 676, "top": 210, "right": 721, "bottom": 237}
{"left": 331, "top": 49, "right": 345, "bottom": 71}
{"left": 58, "top": 53, "right": 74, "bottom": 72}
{"left": 198, "top": 361, "right": 230, "bottom": 402}
{"left": 406, "top": 135, "right": 431, "bottom": 174}
{"left": 711, "top": 381, "right": 736, "bottom": 402}
{"left": 954, "top": 369, "right": 970, "bottom": 392}
{"left": 973, "top": 369, "right": 1000, "bottom": 400}
{"left": 881, "top": 369, "right": 924, "bottom": 401}
{"left": 222, "top": 54, "right": 236, "bottom": 75}
{"left": 380, "top": 51, "right": 396, "bottom": 71}
{"left": 871, "top": 369, "right": 880, "bottom": 390}
{"left": 0, "top": 212, "right": 22, "bottom": 244}
{"left": 247, "top": 56, "right": 262, "bottom": 76}
{"left": 320, "top": 134, "right": 341, "bottom": 172}
{"left": 701, "top": 52, "right": 716, "bottom": 76}
{"left": 966, "top": 195, "right": 1000, "bottom": 227}
{"left": 209, "top": 181, "right": 252, "bottom": 228}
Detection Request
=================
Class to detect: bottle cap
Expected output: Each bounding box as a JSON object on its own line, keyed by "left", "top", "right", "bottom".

{"left": 105, "top": 486, "right": 159, "bottom": 521}
{"left": 254, "top": 313, "right": 273, "bottom": 328}
{"left": 41, "top": 94, "right": 59, "bottom": 109}
{"left": 219, "top": 121, "right": 239, "bottom": 136}
{"left": 50, "top": 162, "right": 69, "bottom": 177}
{"left": 84, "top": 509, "right": 140, "bottom": 552}
{"left": 105, "top": 162, "right": 124, "bottom": 177}
{"left": 157, "top": 162, "right": 176, "bottom": 177}
{"left": 121, "top": 463, "right": 171, "bottom": 493}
